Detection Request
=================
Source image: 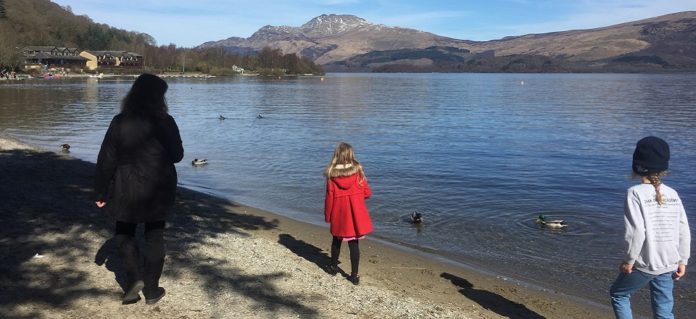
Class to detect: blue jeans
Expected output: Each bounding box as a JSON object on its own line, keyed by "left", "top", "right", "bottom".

{"left": 609, "top": 270, "right": 674, "bottom": 319}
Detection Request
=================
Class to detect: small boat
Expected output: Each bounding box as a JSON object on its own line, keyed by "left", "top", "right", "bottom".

{"left": 191, "top": 158, "right": 208, "bottom": 166}
{"left": 536, "top": 214, "right": 567, "bottom": 229}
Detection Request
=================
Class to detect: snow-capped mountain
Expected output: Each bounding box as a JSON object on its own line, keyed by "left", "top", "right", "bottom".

{"left": 197, "top": 14, "right": 468, "bottom": 64}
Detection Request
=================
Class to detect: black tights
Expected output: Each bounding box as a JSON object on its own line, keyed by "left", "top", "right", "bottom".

{"left": 114, "top": 221, "right": 166, "bottom": 292}
{"left": 331, "top": 236, "right": 360, "bottom": 276}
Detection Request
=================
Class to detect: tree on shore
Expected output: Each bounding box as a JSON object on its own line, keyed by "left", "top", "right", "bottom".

{"left": 139, "top": 45, "right": 323, "bottom": 76}
{"left": 254, "top": 46, "right": 323, "bottom": 75}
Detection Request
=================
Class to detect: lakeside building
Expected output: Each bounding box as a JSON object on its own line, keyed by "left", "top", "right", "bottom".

{"left": 21, "top": 46, "right": 87, "bottom": 71}
{"left": 80, "top": 51, "right": 143, "bottom": 71}
{"left": 20, "top": 46, "right": 143, "bottom": 72}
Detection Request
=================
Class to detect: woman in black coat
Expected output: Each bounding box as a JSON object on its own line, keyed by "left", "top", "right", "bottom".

{"left": 95, "top": 73, "right": 184, "bottom": 305}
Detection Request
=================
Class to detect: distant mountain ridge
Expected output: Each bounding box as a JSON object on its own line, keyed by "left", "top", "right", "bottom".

{"left": 198, "top": 14, "right": 470, "bottom": 65}
{"left": 200, "top": 12, "right": 696, "bottom": 72}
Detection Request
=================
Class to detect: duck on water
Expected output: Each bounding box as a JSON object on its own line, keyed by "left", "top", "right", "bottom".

{"left": 536, "top": 214, "right": 568, "bottom": 229}
{"left": 191, "top": 158, "right": 208, "bottom": 166}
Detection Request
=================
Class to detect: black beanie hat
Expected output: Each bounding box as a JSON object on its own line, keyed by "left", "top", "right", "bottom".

{"left": 632, "top": 136, "right": 670, "bottom": 176}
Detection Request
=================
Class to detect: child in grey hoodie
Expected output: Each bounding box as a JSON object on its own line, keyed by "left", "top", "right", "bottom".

{"left": 610, "top": 136, "right": 691, "bottom": 319}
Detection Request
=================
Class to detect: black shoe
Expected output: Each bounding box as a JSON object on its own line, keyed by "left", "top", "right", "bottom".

{"left": 144, "top": 287, "right": 166, "bottom": 305}
{"left": 326, "top": 264, "right": 338, "bottom": 276}
{"left": 348, "top": 274, "right": 360, "bottom": 285}
{"left": 122, "top": 280, "right": 144, "bottom": 305}
{"left": 122, "top": 295, "right": 141, "bottom": 305}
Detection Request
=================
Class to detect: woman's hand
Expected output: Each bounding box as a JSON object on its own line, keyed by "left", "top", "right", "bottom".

{"left": 95, "top": 200, "right": 106, "bottom": 208}
{"left": 673, "top": 264, "right": 686, "bottom": 280}
{"left": 620, "top": 262, "right": 633, "bottom": 274}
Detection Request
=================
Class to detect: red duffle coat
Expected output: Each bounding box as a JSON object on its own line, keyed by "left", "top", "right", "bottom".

{"left": 324, "top": 171, "right": 373, "bottom": 238}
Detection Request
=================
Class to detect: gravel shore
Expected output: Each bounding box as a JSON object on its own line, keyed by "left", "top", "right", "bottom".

{"left": 0, "top": 136, "right": 612, "bottom": 319}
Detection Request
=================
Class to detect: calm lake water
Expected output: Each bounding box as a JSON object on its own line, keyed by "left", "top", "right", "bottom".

{"left": 1, "top": 73, "right": 695, "bottom": 315}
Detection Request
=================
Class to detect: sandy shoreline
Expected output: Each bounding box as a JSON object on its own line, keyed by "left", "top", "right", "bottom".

{"left": 0, "top": 135, "right": 614, "bottom": 319}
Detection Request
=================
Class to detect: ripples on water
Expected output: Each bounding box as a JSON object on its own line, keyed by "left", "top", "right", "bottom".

{"left": 1, "top": 73, "right": 695, "bottom": 313}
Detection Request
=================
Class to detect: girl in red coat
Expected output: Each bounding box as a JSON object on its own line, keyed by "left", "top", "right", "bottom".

{"left": 324, "top": 142, "right": 373, "bottom": 285}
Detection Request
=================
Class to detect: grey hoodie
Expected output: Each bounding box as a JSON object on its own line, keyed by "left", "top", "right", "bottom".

{"left": 624, "top": 183, "right": 691, "bottom": 275}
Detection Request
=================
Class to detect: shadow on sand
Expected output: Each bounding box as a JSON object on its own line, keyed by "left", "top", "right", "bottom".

{"left": 0, "top": 149, "right": 317, "bottom": 318}
{"left": 278, "top": 233, "right": 347, "bottom": 277}
{"left": 441, "top": 272, "right": 546, "bottom": 319}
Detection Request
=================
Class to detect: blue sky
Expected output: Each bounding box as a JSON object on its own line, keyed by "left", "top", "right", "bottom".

{"left": 52, "top": 0, "right": 696, "bottom": 48}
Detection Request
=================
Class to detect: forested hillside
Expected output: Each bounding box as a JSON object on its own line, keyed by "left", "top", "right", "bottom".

{"left": 0, "top": 0, "right": 323, "bottom": 75}
{"left": 0, "top": 0, "right": 152, "bottom": 66}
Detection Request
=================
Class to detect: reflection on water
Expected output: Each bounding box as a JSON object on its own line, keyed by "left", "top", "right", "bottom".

{"left": 1, "top": 73, "right": 695, "bottom": 315}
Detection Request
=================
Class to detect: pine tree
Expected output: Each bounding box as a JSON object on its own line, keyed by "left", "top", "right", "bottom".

{"left": 0, "top": 0, "right": 6, "bottom": 19}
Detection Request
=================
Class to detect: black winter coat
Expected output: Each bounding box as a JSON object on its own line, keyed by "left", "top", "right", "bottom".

{"left": 95, "top": 113, "right": 184, "bottom": 223}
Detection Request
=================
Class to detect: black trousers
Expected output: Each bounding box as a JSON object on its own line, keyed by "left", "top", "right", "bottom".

{"left": 114, "top": 221, "right": 166, "bottom": 291}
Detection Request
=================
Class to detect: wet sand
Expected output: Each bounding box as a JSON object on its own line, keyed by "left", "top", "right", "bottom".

{"left": 0, "top": 135, "right": 613, "bottom": 318}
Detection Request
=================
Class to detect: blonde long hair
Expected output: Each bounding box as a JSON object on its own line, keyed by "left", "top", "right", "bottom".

{"left": 635, "top": 171, "right": 668, "bottom": 205}
{"left": 645, "top": 172, "right": 668, "bottom": 205}
{"left": 324, "top": 142, "right": 366, "bottom": 181}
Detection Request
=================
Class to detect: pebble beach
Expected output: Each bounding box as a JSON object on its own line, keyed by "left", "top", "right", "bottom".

{"left": 0, "top": 135, "right": 613, "bottom": 319}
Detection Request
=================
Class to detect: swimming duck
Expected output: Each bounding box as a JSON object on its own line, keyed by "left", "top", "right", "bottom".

{"left": 256, "top": 114, "right": 264, "bottom": 119}
{"left": 219, "top": 115, "right": 226, "bottom": 120}
{"left": 536, "top": 214, "right": 567, "bottom": 229}
{"left": 411, "top": 211, "right": 423, "bottom": 224}
{"left": 60, "top": 144, "right": 70, "bottom": 152}
{"left": 191, "top": 158, "right": 208, "bottom": 166}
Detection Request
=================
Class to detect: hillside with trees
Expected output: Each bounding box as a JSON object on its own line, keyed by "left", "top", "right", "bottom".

{"left": 0, "top": 0, "right": 323, "bottom": 75}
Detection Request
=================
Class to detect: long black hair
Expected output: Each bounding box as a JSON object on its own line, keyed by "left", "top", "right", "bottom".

{"left": 121, "top": 73, "right": 168, "bottom": 116}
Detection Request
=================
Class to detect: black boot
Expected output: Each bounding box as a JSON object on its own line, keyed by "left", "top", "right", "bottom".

{"left": 143, "top": 287, "right": 166, "bottom": 305}
{"left": 115, "top": 234, "right": 143, "bottom": 304}
{"left": 348, "top": 240, "right": 360, "bottom": 285}
{"left": 143, "top": 227, "right": 166, "bottom": 304}
{"left": 122, "top": 281, "right": 144, "bottom": 304}
{"left": 348, "top": 274, "right": 360, "bottom": 285}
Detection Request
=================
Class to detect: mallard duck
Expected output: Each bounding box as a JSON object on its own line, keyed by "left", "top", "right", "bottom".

{"left": 411, "top": 211, "right": 423, "bottom": 224}
{"left": 536, "top": 214, "right": 567, "bottom": 229}
{"left": 60, "top": 144, "right": 70, "bottom": 152}
{"left": 191, "top": 158, "right": 208, "bottom": 166}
